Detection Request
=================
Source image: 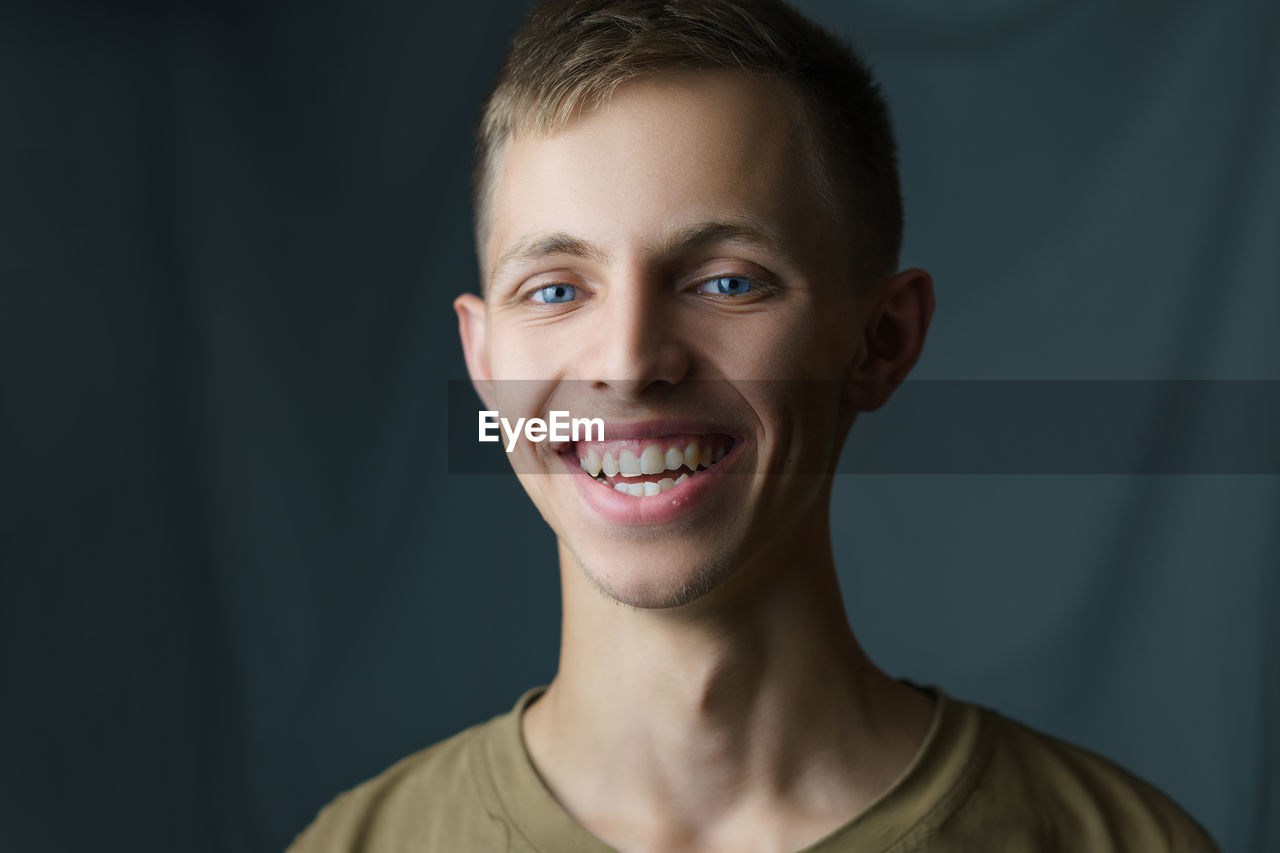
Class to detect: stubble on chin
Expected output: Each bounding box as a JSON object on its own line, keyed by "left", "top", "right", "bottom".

{"left": 562, "top": 536, "right": 739, "bottom": 611}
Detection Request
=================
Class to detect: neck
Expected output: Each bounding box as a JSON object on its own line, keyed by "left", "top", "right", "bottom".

{"left": 522, "top": 512, "right": 936, "bottom": 851}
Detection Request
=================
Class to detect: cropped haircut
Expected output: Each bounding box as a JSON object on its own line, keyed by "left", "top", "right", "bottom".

{"left": 474, "top": 0, "right": 903, "bottom": 285}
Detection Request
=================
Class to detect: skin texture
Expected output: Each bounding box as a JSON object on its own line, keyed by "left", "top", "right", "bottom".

{"left": 456, "top": 71, "right": 937, "bottom": 853}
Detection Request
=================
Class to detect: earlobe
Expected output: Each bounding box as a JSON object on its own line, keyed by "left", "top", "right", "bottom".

{"left": 845, "top": 268, "right": 935, "bottom": 412}
{"left": 454, "top": 292, "right": 496, "bottom": 409}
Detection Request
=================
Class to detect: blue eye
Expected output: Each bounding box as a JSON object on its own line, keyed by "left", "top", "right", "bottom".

{"left": 531, "top": 283, "right": 578, "bottom": 304}
{"left": 699, "top": 276, "right": 754, "bottom": 296}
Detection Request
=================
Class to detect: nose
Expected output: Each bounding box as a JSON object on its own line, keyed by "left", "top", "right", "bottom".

{"left": 582, "top": 270, "right": 691, "bottom": 401}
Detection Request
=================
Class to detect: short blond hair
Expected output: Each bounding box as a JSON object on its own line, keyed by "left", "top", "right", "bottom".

{"left": 474, "top": 0, "right": 903, "bottom": 284}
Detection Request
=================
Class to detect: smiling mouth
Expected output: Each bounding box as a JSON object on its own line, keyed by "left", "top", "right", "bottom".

{"left": 568, "top": 434, "right": 736, "bottom": 497}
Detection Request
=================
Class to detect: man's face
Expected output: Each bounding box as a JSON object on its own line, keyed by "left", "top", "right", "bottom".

{"left": 461, "top": 71, "right": 870, "bottom": 608}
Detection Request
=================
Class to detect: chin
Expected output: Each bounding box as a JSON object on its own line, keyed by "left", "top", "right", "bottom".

{"left": 572, "top": 543, "right": 739, "bottom": 610}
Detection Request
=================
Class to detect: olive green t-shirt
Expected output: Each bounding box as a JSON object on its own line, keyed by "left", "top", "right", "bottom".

{"left": 288, "top": 687, "right": 1219, "bottom": 852}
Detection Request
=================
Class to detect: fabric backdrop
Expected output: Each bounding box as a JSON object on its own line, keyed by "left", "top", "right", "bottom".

{"left": 2, "top": 1, "right": 1275, "bottom": 851}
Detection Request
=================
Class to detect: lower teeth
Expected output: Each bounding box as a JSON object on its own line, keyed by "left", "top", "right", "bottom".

{"left": 598, "top": 470, "right": 694, "bottom": 496}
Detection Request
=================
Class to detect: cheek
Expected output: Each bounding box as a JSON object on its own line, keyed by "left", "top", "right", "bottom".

{"left": 488, "top": 323, "right": 559, "bottom": 379}
{"left": 779, "top": 305, "right": 863, "bottom": 382}
{"left": 484, "top": 328, "right": 565, "bottom": 432}
{"left": 699, "top": 311, "right": 834, "bottom": 382}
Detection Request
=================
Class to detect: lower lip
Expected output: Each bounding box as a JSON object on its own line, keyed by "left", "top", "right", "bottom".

{"left": 557, "top": 443, "right": 743, "bottom": 526}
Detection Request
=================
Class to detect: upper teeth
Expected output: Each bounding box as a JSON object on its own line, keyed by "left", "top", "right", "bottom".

{"left": 577, "top": 438, "right": 729, "bottom": 483}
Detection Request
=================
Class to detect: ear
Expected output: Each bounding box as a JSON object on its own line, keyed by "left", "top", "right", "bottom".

{"left": 454, "top": 292, "right": 497, "bottom": 410}
{"left": 846, "top": 268, "right": 935, "bottom": 412}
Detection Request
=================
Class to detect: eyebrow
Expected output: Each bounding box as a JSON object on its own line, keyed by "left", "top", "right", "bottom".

{"left": 488, "top": 218, "right": 787, "bottom": 289}
{"left": 490, "top": 233, "right": 608, "bottom": 287}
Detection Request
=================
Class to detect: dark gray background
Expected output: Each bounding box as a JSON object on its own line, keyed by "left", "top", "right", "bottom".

{"left": 2, "top": 1, "right": 1276, "bottom": 851}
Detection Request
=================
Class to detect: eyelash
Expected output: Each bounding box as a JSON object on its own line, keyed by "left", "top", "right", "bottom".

{"left": 529, "top": 283, "right": 579, "bottom": 304}
{"left": 695, "top": 275, "right": 762, "bottom": 297}
{"left": 523, "top": 273, "right": 774, "bottom": 306}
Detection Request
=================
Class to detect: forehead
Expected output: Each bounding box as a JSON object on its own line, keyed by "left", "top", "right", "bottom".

{"left": 484, "top": 71, "right": 832, "bottom": 284}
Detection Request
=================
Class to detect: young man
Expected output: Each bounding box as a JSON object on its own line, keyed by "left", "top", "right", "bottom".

{"left": 291, "top": 1, "right": 1219, "bottom": 850}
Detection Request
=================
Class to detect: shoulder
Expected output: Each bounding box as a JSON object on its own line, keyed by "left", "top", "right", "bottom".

{"left": 951, "top": 703, "right": 1220, "bottom": 853}
{"left": 285, "top": 718, "right": 510, "bottom": 853}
